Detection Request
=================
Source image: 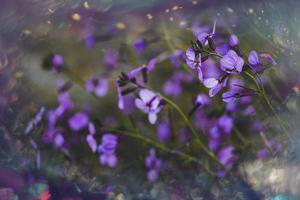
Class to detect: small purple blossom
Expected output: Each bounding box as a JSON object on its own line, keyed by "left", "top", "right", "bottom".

{"left": 55, "top": 92, "right": 74, "bottom": 117}
{"left": 104, "top": 49, "right": 118, "bottom": 71}
{"left": 132, "top": 39, "right": 146, "bottom": 53}
{"left": 203, "top": 76, "right": 228, "bottom": 97}
{"left": 248, "top": 50, "right": 276, "bottom": 73}
{"left": 220, "top": 50, "right": 244, "bottom": 74}
{"left": 157, "top": 121, "right": 171, "bottom": 143}
{"left": 195, "top": 93, "right": 211, "bottom": 107}
{"left": 85, "top": 76, "right": 108, "bottom": 97}
{"left": 229, "top": 34, "right": 239, "bottom": 47}
{"left": 196, "top": 21, "right": 216, "bottom": 45}
{"left": 86, "top": 134, "right": 97, "bottom": 152}
{"left": 218, "top": 115, "right": 233, "bottom": 135}
{"left": 68, "top": 112, "right": 89, "bottom": 131}
{"left": 217, "top": 145, "right": 238, "bottom": 170}
{"left": 145, "top": 148, "right": 162, "bottom": 182}
{"left": 52, "top": 54, "right": 63, "bottom": 72}
{"left": 135, "top": 89, "right": 162, "bottom": 124}
{"left": 98, "top": 134, "right": 118, "bottom": 168}
{"left": 185, "top": 48, "right": 202, "bottom": 81}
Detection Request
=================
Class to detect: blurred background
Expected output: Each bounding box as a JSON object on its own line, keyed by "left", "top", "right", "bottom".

{"left": 1, "top": 0, "right": 300, "bottom": 199}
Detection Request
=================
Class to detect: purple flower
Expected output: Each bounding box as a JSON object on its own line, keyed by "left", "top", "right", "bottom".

{"left": 169, "top": 50, "right": 183, "bottom": 67}
{"left": 135, "top": 89, "right": 162, "bottom": 124}
{"left": 185, "top": 48, "right": 202, "bottom": 81}
{"left": 220, "top": 50, "right": 244, "bottom": 74}
{"left": 256, "top": 148, "right": 269, "bottom": 160}
{"left": 157, "top": 121, "right": 171, "bottom": 143}
{"left": 218, "top": 115, "right": 233, "bottom": 135}
{"left": 195, "top": 93, "right": 211, "bottom": 107}
{"left": 68, "top": 112, "right": 89, "bottom": 131}
{"left": 52, "top": 54, "right": 63, "bottom": 72}
{"left": 163, "top": 72, "right": 193, "bottom": 97}
{"left": 203, "top": 76, "right": 228, "bottom": 97}
{"left": 209, "top": 139, "right": 220, "bottom": 152}
{"left": 215, "top": 43, "right": 230, "bottom": 56}
{"left": 86, "top": 134, "right": 97, "bottom": 152}
{"left": 132, "top": 39, "right": 146, "bottom": 53}
{"left": 229, "top": 34, "right": 239, "bottom": 47}
{"left": 54, "top": 133, "right": 64, "bottom": 148}
{"left": 55, "top": 92, "right": 74, "bottom": 117}
{"left": 104, "top": 49, "right": 118, "bottom": 71}
{"left": 217, "top": 145, "right": 238, "bottom": 169}
{"left": 248, "top": 50, "right": 276, "bottom": 73}
{"left": 98, "top": 134, "right": 118, "bottom": 168}
{"left": 85, "top": 76, "right": 108, "bottom": 97}
{"left": 145, "top": 148, "right": 162, "bottom": 182}
{"left": 196, "top": 21, "right": 216, "bottom": 45}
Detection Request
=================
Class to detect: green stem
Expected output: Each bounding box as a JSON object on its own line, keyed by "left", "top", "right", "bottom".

{"left": 103, "top": 128, "right": 215, "bottom": 176}
{"left": 159, "top": 94, "right": 220, "bottom": 165}
{"left": 244, "top": 71, "right": 292, "bottom": 141}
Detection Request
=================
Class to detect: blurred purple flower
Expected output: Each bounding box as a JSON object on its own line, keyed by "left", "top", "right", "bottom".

{"left": 127, "top": 58, "right": 157, "bottom": 80}
{"left": 85, "top": 76, "right": 108, "bottom": 97}
{"left": 218, "top": 115, "right": 233, "bottom": 135}
{"left": 132, "top": 39, "right": 146, "bottom": 53}
{"left": 170, "top": 50, "right": 183, "bottom": 67}
{"left": 135, "top": 89, "right": 162, "bottom": 124}
{"left": 248, "top": 50, "right": 276, "bottom": 73}
{"left": 52, "top": 54, "right": 63, "bottom": 72}
{"left": 217, "top": 145, "right": 238, "bottom": 169}
{"left": 215, "top": 43, "right": 229, "bottom": 56}
{"left": 195, "top": 93, "right": 211, "bottom": 107}
{"left": 68, "top": 112, "right": 89, "bottom": 131}
{"left": 229, "top": 34, "right": 239, "bottom": 47}
{"left": 157, "top": 121, "right": 171, "bottom": 143}
{"left": 54, "top": 133, "right": 64, "bottom": 148}
{"left": 55, "top": 92, "right": 74, "bottom": 117}
{"left": 86, "top": 134, "right": 97, "bottom": 152}
{"left": 98, "top": 134, "right": 118, "bottom": 168}
{"left": 104, "top": 49, "right": 118, "bottom": 71}
{"left": 145, "top": 148, "right": 162, "bottom": 182}
{"left": 220, "top": 50, "right": 244, "bottom": 74}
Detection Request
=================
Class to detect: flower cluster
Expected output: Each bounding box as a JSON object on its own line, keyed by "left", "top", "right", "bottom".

{"left": 145, "top": 148, "right": 162, "bottom": 182}
{"left": 98, "top": 134, "right": 118, "bottom": 168}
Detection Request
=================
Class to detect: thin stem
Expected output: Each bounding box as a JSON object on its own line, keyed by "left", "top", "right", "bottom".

{"left": 159, "top": 94, "right": 221, "bottom": 165}
{"left": 103, "top": 128, "right": 215, "bottom": 176}
{"left": 244, "top": 71, "right": 292, "bottom": 141}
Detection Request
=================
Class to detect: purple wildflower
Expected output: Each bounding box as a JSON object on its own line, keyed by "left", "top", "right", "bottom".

{"left": 132, "top": 39, "right": 146, "bottom": 53}
{"left": 86, "top": 134, "right": 97, "bottom": 152}
{"left": 145, "top": 148, "right": 162, "bottom": 182}
{"left": 68, "top": 112, "right": 89, "bottom": 131}
{"left": 196, "top": 21, "right": 216, "bottom": 45}
{"left": 52, "top": 54, "right": 63, "bottom": 72}
{"left": 104, "top": 49, "right": 118, "bottom": 71}
{"left": 217, "top": 145, "right": 238, "bottom": 170}
{"left": 157, "top": 121, "right": 171, "bottom": 143}
{"left": 55, "top": 92, "right": 74, "bottom": 117}
{"left": 215, "top": 43, "right": 230, "bottom": 56}
{"left": 248, "top": 50, "right": 276, "bottom": 73}
{"left": 135, "top": 89, "right": 162, "bottom": 124}
{"left": 229, "top": 34, "right": 239, "bottom": 47}
{"left": 220, "top": 50, "right": 244, "bottom": 74}
{"left": 98, "top": 134, "right": 118, "bottom": 168}
{"left": 195, "top": 93, "right": 211, "bottom": 107}
{"left": 54, "top": 133, "right": 64, "bottom": 148}
{"left": 185, "top": 48, "right": 202, "bottom": 81}
{"left": 85, "top": 76, "right": 108, "bottom": 97}
{"left": 203, "top": 76, "right": 228, "bottom": 97}
{"left": 218, "top": 115, "right": 233, "bottom": 135}
{"left": 127, "top": 58, "right": 157, "bottom": 80}
{"left": 169, "top": 50, "right": 184, "bottom": 67}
